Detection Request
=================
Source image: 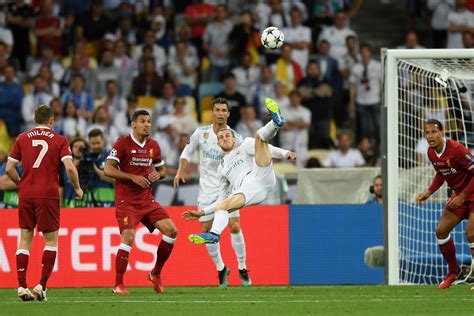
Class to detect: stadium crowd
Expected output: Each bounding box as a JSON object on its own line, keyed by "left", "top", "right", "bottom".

{"left": 0, "top": 0, "right": 473, "bottom": 207}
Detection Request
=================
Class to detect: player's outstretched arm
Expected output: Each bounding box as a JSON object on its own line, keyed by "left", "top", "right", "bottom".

{"left": 5, "top": 159, "right": 20, "bottom": 185}
{"left": 173, "top": 158, "right": 189, "bottom": 188}
{"left": 63, "top": 158, "right": 83, "bottom": 200}
{"left": 104, "top": 159, "right": 151, "bottom": 188}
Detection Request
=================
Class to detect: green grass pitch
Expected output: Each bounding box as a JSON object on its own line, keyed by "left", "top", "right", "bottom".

{"left": 1, "top": 285, "right": 474, "bottom": 315}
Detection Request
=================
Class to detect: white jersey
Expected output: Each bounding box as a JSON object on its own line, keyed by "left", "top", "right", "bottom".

{"left": 180, "top": 124, "right": 242, "bottom": 200}
{"left": 217, "top": 138, "right": 288, "bottom": 199}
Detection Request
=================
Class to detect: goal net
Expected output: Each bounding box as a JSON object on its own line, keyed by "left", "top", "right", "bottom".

{"left": 383, "top": 49, "right": 474, "bottom": 285}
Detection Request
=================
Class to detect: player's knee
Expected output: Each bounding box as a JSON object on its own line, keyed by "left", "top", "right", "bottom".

{"left": 228, "top": 220, "right": 241, "bottom": 233}
{"left": 435, "top": 225, "right": 449, "bottom": 239}
{"left": 466, "top": 230, "right": 474, "bottom": 242}
{"left": 165, "top": 227, "right": 178, "bottom": 239}
{"left": 121, "top": 230, "right": 135, "bottom": 245}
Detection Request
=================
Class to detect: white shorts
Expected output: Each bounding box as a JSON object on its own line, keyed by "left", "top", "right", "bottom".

{"left": 197, "top": 196, "right": 240, "bottom": 223}
{"left": 232, "top": 161, "right": 276, "bottom": 207}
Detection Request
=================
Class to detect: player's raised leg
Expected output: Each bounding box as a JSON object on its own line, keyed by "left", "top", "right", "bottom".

{"left": 16, "top": 228, "right": 34, "bottom": 301}
{"left": 113, "top": 228, "right": 134, "bottom": 295}
{"left": 148, "top": 218, "right": 177, "bottom": 293}
{"left": 436, "top": 210, "right": 463, "bottom": 289}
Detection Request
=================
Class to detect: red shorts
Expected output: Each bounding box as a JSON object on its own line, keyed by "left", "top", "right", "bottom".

{"left": 446, "top": 192, "right": 474, "bottom": 220}
{"left": 18, "top": 198, "right": 60, "bottom": 232}
{"left": 116, "top": 201, "right": 170, "bottom": 233}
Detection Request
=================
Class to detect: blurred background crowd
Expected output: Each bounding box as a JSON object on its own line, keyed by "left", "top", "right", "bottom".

{"left": 0, "top": 0, "right": 473, "bottom": 206}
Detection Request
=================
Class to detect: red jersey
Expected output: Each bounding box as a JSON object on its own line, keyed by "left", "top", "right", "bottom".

{"left": 8, "top": 126, "right": 72, "bottom": 199}
{"left": 107, "top": 134, "right": 164, "bottom": 204}
{"left": 427, "top": 139, "right": 474, "bottom": 194}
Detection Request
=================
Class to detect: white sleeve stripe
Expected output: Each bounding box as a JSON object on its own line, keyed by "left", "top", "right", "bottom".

{"left": 154, "top": 160, "right": 165, "bottom": 167}
{"left": 7, "top": 156, "right": 19, "bottom": 163}
{"left": 61, "top": 155, "right": 73, "bottom": 162}
{"left": 469, "top": 165, "right": 474, "bottom": 170}
{"left": 107, "top": 156, "right": 120, "bottom": 163}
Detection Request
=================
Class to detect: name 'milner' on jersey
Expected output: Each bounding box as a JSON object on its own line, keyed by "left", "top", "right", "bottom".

{"left": 427, "top": 139, "right": 474, "bottom": 194}
{"left": 107, "top": 133, "right": 164, "bottom": 204}
{"left": 8, "top": 126, "right": 72, "bottom": 199}
{"left": 180, "top": 125, "right": 242, "bottom": 197}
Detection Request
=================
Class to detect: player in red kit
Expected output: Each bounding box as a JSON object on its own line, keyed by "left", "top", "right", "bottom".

{"left": 104, "top": 110, "right": 178, "bottom": 294}
{"left": 416, "top": 119, "right": 474, "bottom": 290}
{"left": 6, "top": 105, "right": 83, "bottom": 302}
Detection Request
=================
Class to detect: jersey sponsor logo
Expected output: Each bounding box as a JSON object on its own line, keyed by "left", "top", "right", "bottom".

{"left": 130, "top": 157, "right": 152, "bottom": 166}
{"left": 110, "top": 149, "right": 118, "bottom": 157}
{"left": 131, "top": 150, "right": 137, "bottom": 153}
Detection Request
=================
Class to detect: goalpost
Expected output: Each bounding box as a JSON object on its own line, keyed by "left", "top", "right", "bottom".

{"left": 382, "top": 49, "right": 474, "bottom": 285}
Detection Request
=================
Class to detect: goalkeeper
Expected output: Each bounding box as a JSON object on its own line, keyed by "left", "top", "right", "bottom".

{"left": 416, "top": 119, "right": 474, "bottom": 290}
{"left": 183, "top": 98, "right": 296, "bottom": 244}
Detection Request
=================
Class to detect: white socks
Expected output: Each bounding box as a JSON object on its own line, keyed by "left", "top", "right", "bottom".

{"left": 206, "top": 243, "right": 225, "bottom": 271}
{"left": 257, "top": 121, "right": 279, "bottom": 141}
{"left": 210, "top": 211, "right": 229, "bottom": 235}
{"left": 231, "top": 231, "right": 247, "bottom": 270}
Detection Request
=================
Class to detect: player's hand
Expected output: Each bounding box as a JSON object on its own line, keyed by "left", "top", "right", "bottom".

{"left": 173, "top": 172, "right": 187, "bottom": 188}
{"left": 446, "top": 193, "right": 465, "bottom": 209}
{"left": 416, "top": 191, "right": 431, "bottom": 203}
{"left": 131, "top": 175, "right": 151, "bottom": 188}
{"left": 285, "top": 152, "right": 297, "bottom": 161}
{"left": 182, "top": 209, "right": 204, "bottom": 220}
{"left": 74, "top": 187, "right": 84, "bottom": 200}
{"left": 147, "top": 171, "right": 161, "bottom": 183}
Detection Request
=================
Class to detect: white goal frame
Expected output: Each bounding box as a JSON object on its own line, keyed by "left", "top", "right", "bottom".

{"left": 382, "top": 49, "right": 474, "bottom": 285}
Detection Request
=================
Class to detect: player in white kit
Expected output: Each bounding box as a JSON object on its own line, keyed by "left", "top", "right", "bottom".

{"left": 173, "top": 98, "right": 249, "bottom": 288}
{"left": 183, "top": 98, "right": 296, "bottom": 244}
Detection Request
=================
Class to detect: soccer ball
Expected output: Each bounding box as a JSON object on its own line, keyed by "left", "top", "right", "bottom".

{"left": 261, "top": 26, "right": 284, "bottom": 50}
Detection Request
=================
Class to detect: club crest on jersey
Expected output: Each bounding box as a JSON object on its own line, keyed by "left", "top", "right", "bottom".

{"left": 446, "top": 159, "right": 451, "bottom": 168}
{"left": 123, "top": 216, "right": 128, "bottom": 225}
{"left": 149, "top": 148, "right": 153, "bottom": 157}
{"left": 204, "top": 132, "right": 209, "bottom": 139}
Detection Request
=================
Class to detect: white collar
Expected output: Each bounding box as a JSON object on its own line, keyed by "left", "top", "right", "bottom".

{"left": 130, "top": 132, "right": 146, "bottom": 148}
{"left": 35, "top": 125, "right": 51, "bottom": 129}
{"left": 435, "top": 138, "right": 447, "bottom": 158}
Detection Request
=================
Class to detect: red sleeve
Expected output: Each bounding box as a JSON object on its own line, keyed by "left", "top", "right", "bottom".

{"left": 108, "top": 138, "right": 124, "bottom": 163}
{"left": 153, "top": 141, "right": 164, "bottom": 168}
{"left": 428, "top": 172, "right": 445, "bottom": 193}
{"left": 59, "top": 137, "right": 72, "bottom": 162}
{"left": 8, "top": 137, "right": 21, "bottom": 163}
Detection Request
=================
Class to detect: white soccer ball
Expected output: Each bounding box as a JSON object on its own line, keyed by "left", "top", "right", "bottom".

{"left": 261, "top": 26, "right": 284, "bottom": 50}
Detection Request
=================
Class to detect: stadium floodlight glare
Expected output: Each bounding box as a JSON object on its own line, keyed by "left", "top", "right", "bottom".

{"left": 382, "top": 49, "right": 474, "bottom": 285}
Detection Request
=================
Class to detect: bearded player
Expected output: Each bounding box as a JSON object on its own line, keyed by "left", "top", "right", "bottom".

{"left": 416, "top": 119, "right": 474, "bottom": 289}
{"left": 104, "top": 110, "right": 178, "bottom": 294}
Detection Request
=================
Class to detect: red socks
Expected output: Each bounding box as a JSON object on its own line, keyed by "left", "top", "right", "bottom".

{"left": 16, "top": 249, "right": 30, "bottom": 288}
{"left": 115, "top": 244, "right": 132, "bottom": 286}
{"left": 438, "top": 237, "right": 459, "bottom": 274}
{"left": 40, "top": 246, "right": 57, "bottom": 289}
{"left": 152, "top": 236, "right": 175, "bottom": 276}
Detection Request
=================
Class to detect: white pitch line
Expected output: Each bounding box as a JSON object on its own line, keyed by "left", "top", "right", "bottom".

{"left": 0, "top": 298, "right": 472, "bottom": 304}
